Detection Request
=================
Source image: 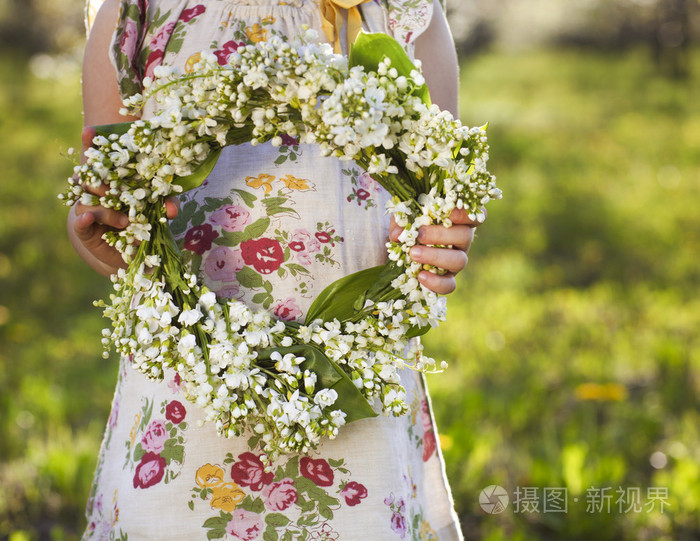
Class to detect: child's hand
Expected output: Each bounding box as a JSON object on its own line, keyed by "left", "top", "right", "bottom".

{"left": 69, "top": 126, "right": 179, "bottom": 276}
{"left": 389, "top": 209, "right": 482, "bottom": 295}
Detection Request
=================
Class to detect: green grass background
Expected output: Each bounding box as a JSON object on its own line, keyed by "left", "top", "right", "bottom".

{"left": 1, "top": 46, "right": 699, "bottom": 540}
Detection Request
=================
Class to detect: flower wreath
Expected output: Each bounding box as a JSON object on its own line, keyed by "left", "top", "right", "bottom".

{"left": 61, "top": 31, "right": 500, "bottom": 459}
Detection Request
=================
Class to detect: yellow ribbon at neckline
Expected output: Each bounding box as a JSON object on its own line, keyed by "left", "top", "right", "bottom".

{"left": 320, "top": 0, "right": 371, "bottom": 55}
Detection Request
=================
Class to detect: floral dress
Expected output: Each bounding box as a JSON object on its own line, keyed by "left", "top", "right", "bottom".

{"left": 83, "top": 0, "right": 463, "bottom": 539}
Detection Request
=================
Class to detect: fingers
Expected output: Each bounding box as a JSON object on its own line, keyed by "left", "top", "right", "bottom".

{"left": 165, "top": 197, "right": 180, "bottom": 220}
{"left": 75, "top": 202, "right": 129, "bottom": 230}
{"left": 417, "top": 270, "right": 457, "bottom": 295}
{"left": 409, "top": 245, "right": 467, "bottom": 274}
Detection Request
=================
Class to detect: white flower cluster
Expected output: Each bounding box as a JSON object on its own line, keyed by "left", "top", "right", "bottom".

{"left": 61, "top": 31, "right": 499, "bottom": 457}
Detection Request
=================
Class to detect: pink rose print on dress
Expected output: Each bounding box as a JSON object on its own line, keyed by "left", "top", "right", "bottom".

{"left": 262, "top": 477, "right": 298, "bottom": 511}
{"left": 184, "top": 224, "right": 219, "bottom": 255}
{"left": 214, "top": 40, "right": 244, "bottom": 66}
{"left": 141, "top": 419, "right": 168, "bottom": 454}
{"left": 230, "top": 452, "right": 274, "bottom": 491}
{"left": 384, "top": 493, "right": 408, "bottom": 538}
{"left": 225, "top": 508, "right": 264, "bottom": 541}
{"left": 241, "top": 238, "right": 284, "bottom": 274}
{"left": 179, "top": 4, "right": 205, "bottom": 23}
{"left": 144, "top": 22, "right": 176, "bottom": 79}
{"left": 210, "top": 204, "right": 251, "bottom": 232}
{"left": 119, "top": 19, "right": 139, "bottom": 58}
{"left": 340, "top": 481, "right": 368, "bottom": 506}
{"left": 217, "top": 283, "right": 241, "bottom": 299}
{"left": 358, "top": 172, "right": 379, "bottom": 193}
{"left": 300, "top": 457, "right": 334, "bottom": 487}
{"left": 133, "top": 452, "right": 166, "bottom": 489}
{"left": 420, "top": 399, "right": 437, "bottom": 462}
{"left": 205, "top": 246, "right": 245, "bottom": 281}
{"left": 272, "top": 298, "right": 302, "bottom": 322}
{"left": 165, "top": 400, "right": 186, "bottom": 424}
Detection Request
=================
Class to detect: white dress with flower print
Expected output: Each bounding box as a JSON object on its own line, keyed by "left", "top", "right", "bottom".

{"left": 83, "top": 0, "right": 463, "bottom": 539}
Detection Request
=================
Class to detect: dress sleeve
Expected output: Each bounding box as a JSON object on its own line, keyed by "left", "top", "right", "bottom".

{"left": 109, "top": 0, "right": 150, "bottom": 99}
{"left": 384, "top": 0, "right": 442, "bottom": 57}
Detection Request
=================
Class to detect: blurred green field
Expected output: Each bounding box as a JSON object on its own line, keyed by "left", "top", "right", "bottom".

{"left": 1, "top": 46, "right": 699, "bottom": 540}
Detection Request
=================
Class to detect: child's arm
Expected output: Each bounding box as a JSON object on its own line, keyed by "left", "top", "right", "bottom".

{"left": 68, "top": 0, "right": 178, "bottom": 277}
{"left": 404, "top": 0, "right": 479, "bottom": 295}
{"left": 67, "top": 0, "right": 136, "bottom": 276}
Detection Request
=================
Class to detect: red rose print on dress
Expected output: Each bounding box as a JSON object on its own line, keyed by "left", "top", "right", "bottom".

{"left": 214, "top": 40, "right": 244, "bottom": 66}
{"left": 133, "top": 452, "right": 166, "bottom": 489}
{"left": 210, "top": 204, "right": 251, "bottom": 232}
{"left": 300, "top": 457, "right": 334, "bottom": 487}
{"left": 165, "top": 400, "right": 186, "bottom": 424}
{"left": 225, "top": 508, "right": 264, "bottom": 541}
{"left": 230, "top": 452, "right": 274, "bottom": 491}
{"left": 141, "top": 419, "right": 168, "bottom": 454}
{"left": 205, "top": 246, "right": 245, "bottom": 281}
{"left": 184, "top": 224, "right": 219, "bottom": 255}
{"left": 262, "top": 477, "right": 298, "bottom": 511}
{"left": 340, "top": 481, "right": 368, "bottom": 506}
{"left": 179, "top": 4, "right": 205, "bottom": 23}
{"left": 315, "top": 231, "right": 331, "bottom": 244}
{"left": 272, "top": 298, "right": 302, "bottom": 322}
{"left": 241, "top": 237, "right": 284, "bottom": 274}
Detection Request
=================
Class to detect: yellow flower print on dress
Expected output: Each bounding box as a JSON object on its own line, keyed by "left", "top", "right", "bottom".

{"left": 185, "top": 52, "right": 202, "bottom": 74}
{"left": 280, "top": 174, "right": 311, "bottom": 191}
{"left": 129, "top": 411, "right": 142, "bottom": 447}
{"left": 262, "top": 16, "right": 276, "bottom": 24}
{"left": 419, "top": 520, "right": 438, "bottom": 540}
{"left": 245, "top": 23, "right": 267, "bottom": 43}
{"left": 210, "top": 482, "right": 246, "bottom": 512}
{"left": 245, "top": 173, "right": 275, "bottom": 193}
{"left": 196, "top": 464, "right": 225, "bottom": 488}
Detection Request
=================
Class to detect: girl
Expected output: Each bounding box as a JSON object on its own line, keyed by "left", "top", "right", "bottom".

{"left": 69, "top": 0, "right": 478, "bottom": 538}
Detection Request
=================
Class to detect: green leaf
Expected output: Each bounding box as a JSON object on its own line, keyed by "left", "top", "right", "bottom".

{"left": 349, "top": 32, "right": 431, "bottom": 105}
{"left": 237, "top": 267, "right": 263, "bottom": 289}
{"left": 257, "top": 345, "right": 377, "bottom": 423}
{"left": 243, "top": 217, "right": 271, "bottom": 239}
{"left": 207, "top": 529, "right": 226, "bottom": 541}
{"left": 188, "top": 500, "right": 194, "bottom": 511}
{"left": 174, "top": 147, "right": 223, "bottom": 193}
{"left": 232, "top": 188, "right": 257, "bottom": 208}
{"left": 274, "top": 154, "right": 287, "bottom": 165}
{"left": 203, "top": 516, "right": 229, "bottom": 528}
{"left": 252, "top": 292, "right": 268, "bottom": 305}
{"left": 132, "top": 444, "right": 145, "bottom": 463}
{"left": 305, "top": 265, "right": 385, "bottom": 323}
{"left": 328, "top": 458, "right": 344, "bottom": 468}
{"left": 283, "top": 456, "right": 299, "bottom": 479}
{"left": 94, "top": 122, "right": 132, "bottom": 138}
{"left": 318, "top": 504, "right": 333, "bottom": 520}
{"left": 214, "top": 230, "right": 244, "bottom": 247}
{"left": 263, "top": 527, "right": 279, "bottom": 541}
{"left": 161, "top": 440, "right": 185, "bottom": 464}
{"left": 265, "top": 513, "right": 290, "bottom": 527}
